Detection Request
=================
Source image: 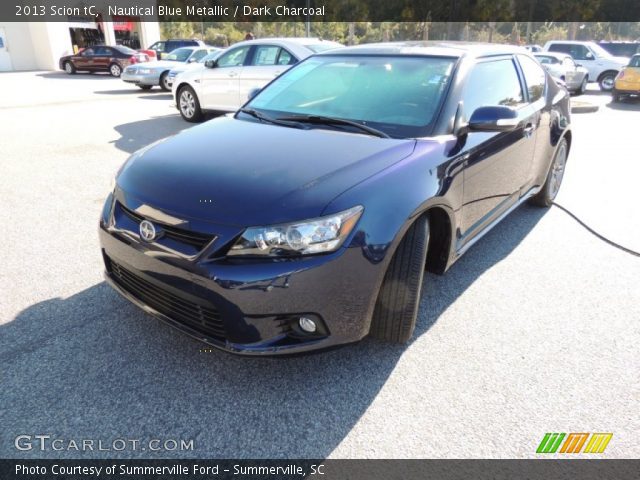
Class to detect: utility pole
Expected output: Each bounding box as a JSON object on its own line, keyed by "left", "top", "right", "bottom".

{"left": 305, "top": 0, "right": 311, "bottom": 37}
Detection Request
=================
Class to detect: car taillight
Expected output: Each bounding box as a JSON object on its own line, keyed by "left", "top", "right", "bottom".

{"left": 130, "top": 56, "right": 138, "bottom": 64}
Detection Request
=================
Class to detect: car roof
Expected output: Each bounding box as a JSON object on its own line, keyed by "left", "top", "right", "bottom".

{"left": 545, "top": 40, "right": 597, "bottom": 45}
{"left": 316, "top": 41, "right": 526, "bottom": 59}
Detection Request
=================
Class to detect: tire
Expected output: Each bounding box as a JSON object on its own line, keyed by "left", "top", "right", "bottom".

{"left": 64, "top": 61, "right": 76, "bottom": 74}
{"left": 178, "top": 86, "right": 204, "bottom": 122}
{"left": 575, "top": 77, "right": 587, "bottom": 95}
{"left": 159, "top": 72, "right": 171, "bottom": 91}
{"left": 530, "top": 139, "right": 569, "bottom": 207}
{"left": 369, "top": 216, "right": 429, "bottom": 343}
{"left": 137, "top": 85, "right": 153, "bottom": 90}
{"left": 598, "top": 71, "right": 617, "bottom": 91}
{"left": 109, "top": 63, "right": 122, "bottom": 77}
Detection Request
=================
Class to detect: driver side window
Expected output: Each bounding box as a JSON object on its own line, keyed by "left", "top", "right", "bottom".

{"left": 217, "top": 46, "right": 250, "bottom": 68}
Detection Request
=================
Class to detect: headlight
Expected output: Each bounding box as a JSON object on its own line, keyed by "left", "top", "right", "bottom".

{"left": 229, "top": 206, "right": 363, "bottom": 257}
{"left": 138, "top": 68, "right": 153, "bottom": 74}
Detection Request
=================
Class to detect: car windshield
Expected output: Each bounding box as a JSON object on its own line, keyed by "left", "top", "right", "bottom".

{"left": 115, "top": 46, "right": 137, "bottom": 55}
{"left": 536, "top": 55, "right": 558, "bottom": 64}
{"left": 164, "top": 48, "right": 194, "bottom": 62}
{"left": 589, "top": 43, "right": 615, "bottom": 58}
{"left": 629, "top": 56, "right": 640, "bottom": 67}
{"left": 199, "top": 51, "right": 220, "bottom": 63}
{"left": 245, "top": 55, "right": 455, "bottom": 138}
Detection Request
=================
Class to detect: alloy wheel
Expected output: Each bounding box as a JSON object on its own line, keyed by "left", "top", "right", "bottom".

{"left": 110, "top": 64, "right": 122, "bottom": 77}
{"left": 180, "top": 90, "right": 195, "bottom": 118}
{"left": 600, "top": 75, "right": 615, "bottom": 91}
{"left": 64, "top": 62, "right": 73, "bottom": 74}
{"left": 548, "top": 143, "right": 567, "bottom": 199}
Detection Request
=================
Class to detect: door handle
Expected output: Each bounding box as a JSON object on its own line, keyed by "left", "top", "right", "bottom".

{"left": 228, "top": 71, "right": 238, "bottom": 78}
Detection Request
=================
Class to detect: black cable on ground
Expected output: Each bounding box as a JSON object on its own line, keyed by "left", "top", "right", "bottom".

{"left": 552, "top": 202, "right": 640, "bottom": 258}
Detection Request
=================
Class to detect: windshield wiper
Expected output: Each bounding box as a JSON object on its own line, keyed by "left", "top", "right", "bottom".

{"left": 238, "top": 108, "right": 304, "bottom": 129}
{"left": 275, "top": 114, "right": 390, "bottom": 138}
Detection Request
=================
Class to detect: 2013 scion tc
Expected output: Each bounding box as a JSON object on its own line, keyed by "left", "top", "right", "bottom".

{"left": 99, "top": 42, "right": 571, "bottom": 355}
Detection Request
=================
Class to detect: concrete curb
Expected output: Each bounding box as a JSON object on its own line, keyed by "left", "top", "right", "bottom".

{"left": 571, "top": 101, "right": 599, "bottom": 114}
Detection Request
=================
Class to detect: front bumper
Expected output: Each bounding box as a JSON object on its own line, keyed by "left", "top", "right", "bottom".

{"left": 121, "top": 71, "right": 161, "bottom": 86}
{"left": 99, "top": 215, "right": 383, "bottom": 356}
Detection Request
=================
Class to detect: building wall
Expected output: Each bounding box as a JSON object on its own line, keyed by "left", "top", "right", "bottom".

{"left": 0, "top": 21, "right": 160, "bottom": 72}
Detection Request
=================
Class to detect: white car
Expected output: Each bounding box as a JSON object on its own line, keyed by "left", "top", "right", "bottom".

{"left": 171, "top": 38, "right": 343, "bottom": 122}
{"left": 534, "top": 52, "right": 590, "bottom": 94}
{"left": 543, "top": 41, "right": 628, "bottom": 91}
{"left": 121, "top": 46, "right": 217, "bottom": 91}
{"left": 166, "top": 49, "right": 223, "bottom": 89}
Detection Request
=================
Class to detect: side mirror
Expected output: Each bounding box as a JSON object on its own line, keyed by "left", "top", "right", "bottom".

{"left": 247, "top": 87, "right": 261, "bottom": 100}
{"left": 468, "top": 106, "right": 519, "bottom": 133}
{"left": 188, "top": 57, "right": 197, "bottom": 63}
{"left": 585, "top": 52, "right": 595, "bottom": 60}
{"left": 204, "top": 59, "right": 217, "bottom": 68}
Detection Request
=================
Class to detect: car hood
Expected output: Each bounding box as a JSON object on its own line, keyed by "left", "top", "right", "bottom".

{"left": 117, "top": 116, "right": 416, "bottom": 226}
{"left": 133, "top": 60, "right": 182, "bottom": 69}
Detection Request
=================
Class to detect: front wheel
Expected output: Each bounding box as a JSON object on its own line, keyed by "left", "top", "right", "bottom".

{"left": 178, "top": 86, "right": 204, "bottom": 122}
{"left": 530, "top": 139, "right": 568, "bottom": 207}
{"left": 159, "top": 72, "right": 171, "bottom": 91}
{"left": 109, "top": 63, "right": 122, "bottom": 77}
{"left": 598, "top": 72, "right": 617, "bottom": 91}
{"left": 369, "top": 216, "right": 429, "bottom": 343}
{"left": 64, "top": 61, "right": 75, "bottom": 74}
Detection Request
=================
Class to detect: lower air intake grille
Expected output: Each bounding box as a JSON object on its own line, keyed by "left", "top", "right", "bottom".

{"left": 109, "top": 259, "right": 226, "bottom": 341}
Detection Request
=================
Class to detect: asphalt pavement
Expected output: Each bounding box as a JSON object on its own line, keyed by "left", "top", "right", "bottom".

{"left": 1, "top": 72, "right": 638, "bottom": 459}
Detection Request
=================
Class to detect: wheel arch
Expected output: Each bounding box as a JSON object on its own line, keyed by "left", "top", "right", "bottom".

{"left": 597, "top": 69, "right": 619, "bottom": 83}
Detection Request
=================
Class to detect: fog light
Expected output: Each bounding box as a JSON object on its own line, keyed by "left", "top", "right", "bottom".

{"left": 298, "top": 316, "right": 317, "bottom": 333}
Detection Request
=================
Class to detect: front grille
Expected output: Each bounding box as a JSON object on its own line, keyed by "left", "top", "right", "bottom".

{"left": 109, "top": 259, "right": 226, "bottom": 341}
{"left": 120, "top": 202, "right": 213, "bottom": 250}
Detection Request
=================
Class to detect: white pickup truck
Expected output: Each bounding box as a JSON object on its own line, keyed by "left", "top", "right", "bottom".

{"left": 543, "top": 41, "right": 628, "bottom": 91}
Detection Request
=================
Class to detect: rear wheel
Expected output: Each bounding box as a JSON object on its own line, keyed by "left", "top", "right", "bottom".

{"left": 576, "top": 77, "right": 587, "bottom": 95}
{"left": 598, "top": 71, "right": 617, "bottom": 91}
{"left": 109, "top": 63, "right": 122, "bottom": 77}
{"left": 370, "top": 216, "right": 429, "bottom": 343}
{"left": 530, "top": 139, "right": 568, "bottom": 207}
{"left": 160, "top": 72, "right": 171, "bottom": 91}
{"left": 178, "top": 86, "right": 204, "bottom": 123}
{"left": 64, "top": 61, "right": 75, "bottom": 74}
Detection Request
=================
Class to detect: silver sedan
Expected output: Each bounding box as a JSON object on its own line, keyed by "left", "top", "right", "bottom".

{"left": 121, "top": 46, "right": 217, "bottom": 91}
{"left": 534, "top": 52, "right": 590, "bottom": 95}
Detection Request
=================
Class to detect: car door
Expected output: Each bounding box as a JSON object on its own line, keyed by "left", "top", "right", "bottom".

{"left": 458, "top": 57, "right": 537, "bottom": 243}
{"left": 72, "top": 47, "right": 93, "bottom": 70}
{"left": 238, "top": 45, "right": 297, "bottom": 103}
{"left": 92, "top": 46, "right": 112, "bottom": 71}
{"left": 563, "top": 57, "right": 580, "bottom": 84}
{"left": 198, "top": 45, "right": 251, "bottom": 110}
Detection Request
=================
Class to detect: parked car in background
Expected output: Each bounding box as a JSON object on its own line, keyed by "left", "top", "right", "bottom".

{"left": 613, "top": 54, "right": 640, "bottom": 101}
{"left": 101, "top": 43, "right": 571, "bottom": 355}
{"left": 165, "top": 49, "right": 223, "bottom": 89}
{"left": 121, "top": 46, "right": 217, "bottom": 91}
{"left": 543, "top": 40, "right": 628, "bottom": 91}
{"left": 598, "top": 41, "right": 640, "bottom": 59}
{"left": 524, "top": 45, "right": 543, "bottom": 53}
{"left": 172, "top": 37, "right": 343, "bottom": 122}
{"left": 534, "top": 52, "right": 589, "bottom": 94}
{"left": 59, "top": 45, "right": 148, "bottom": 77}
{"left": 144, "top": 39, "right": 205, "bottom": 60}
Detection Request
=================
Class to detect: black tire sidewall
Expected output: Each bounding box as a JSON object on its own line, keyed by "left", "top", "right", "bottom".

{"left": 160, "top": 72, "right": 171, "bottom": 91}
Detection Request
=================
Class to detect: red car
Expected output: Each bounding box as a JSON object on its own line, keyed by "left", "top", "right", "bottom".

{"left": 59, "top": 45, "right": 149, "bottom": 77}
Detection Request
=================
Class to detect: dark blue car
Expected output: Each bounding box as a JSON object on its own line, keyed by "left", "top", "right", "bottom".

{"left": 100, "top": 42, "right": 571, "bottom": 355}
